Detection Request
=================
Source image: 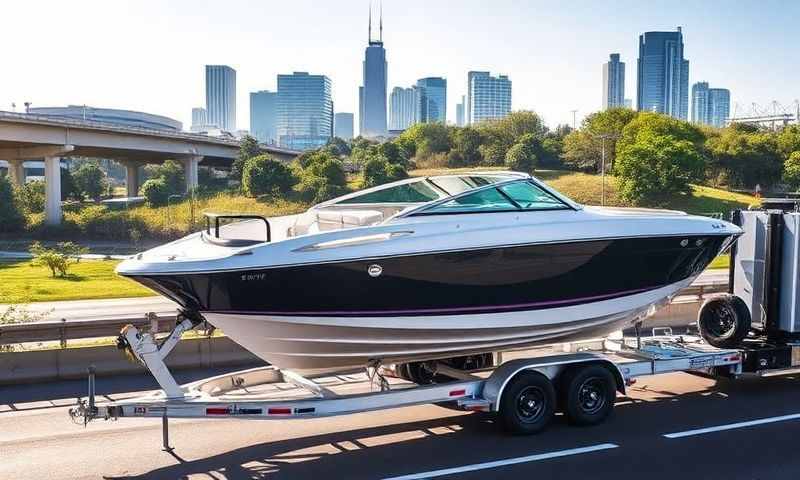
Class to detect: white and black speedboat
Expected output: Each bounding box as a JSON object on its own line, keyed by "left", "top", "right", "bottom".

{"left": 117, "top": 172, "right": 741, "bottom": 373}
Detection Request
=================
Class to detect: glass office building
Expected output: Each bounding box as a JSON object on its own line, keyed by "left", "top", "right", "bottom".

{"left": 389, "top": 86, "right": 419, "bottom": 130}
{"left": 250, "top": 90, "right": 277, "bottom": 144}
{"left": 637, "top": 27, "right": 689, "bottom": 120}
{"left": 416, "top": 77, "right": 447, "bottom": 124}
{"left": 455, "top": 95, "right": 465, "bottom": 126}
{"left": 205, "top": 65, "right": 237, "bottom": 131}
{"left": 602, "top": 54, "right": 625, "bottom": 109}
{"left": 692, "top": 82, "right": 730, "bottom": 128}
{"left": 334, "top": 112, "right": 354, "bottom": 140}
{"left": 276, "top": 72, "right": 333, "bottom": 151}
{"left": 466, "top": 72, "right": 512, "bottom": 124}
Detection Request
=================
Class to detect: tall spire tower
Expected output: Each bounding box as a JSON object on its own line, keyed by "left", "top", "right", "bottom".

{"left": 359, "top": 1, "right": 388, "bottom": 137}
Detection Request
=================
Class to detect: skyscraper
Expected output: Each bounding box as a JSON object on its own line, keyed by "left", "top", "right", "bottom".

{"left": 389, "top": 86, "right": 419, "bottom": 130}
{"left": 636, "top": 27, "right": 689, "bottom": 120}
{"left": 416, "top": 77, "right": 447, "bottom": 124}
{"left": 276, "top": 72, "right": 333, "bottom": 151}
{"left": 466, "top": 72, "right": 512, "bottom": 124}
{"left": 191, "top": 107, "right": 207, "bottom": 132}
{"left": 456, "top": 95, "right": 465, "bottom": 126}
{"left": 205, "top": 65, "right": 236, "bottom": 131}
{"left": 249, "top": 90, "right": 277, "bottom": 144}
{"left": 358, "top": 6, "right": 387, "bottom": 137}
{"left": 692, "top": 82, "right": 730, "bottom": 128}
{"left": 334, "top": 112, "right": 354, "bottom": 140}
{"left": 602, "top": 54, "right": 625, "bottom": 110}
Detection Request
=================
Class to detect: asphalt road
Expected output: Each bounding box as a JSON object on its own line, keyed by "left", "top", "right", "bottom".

{"left": 2, "top": 369, "right": 800, "bottom": 479}
{"left": 3, "top": 269, "right": 730, "bottom": 322}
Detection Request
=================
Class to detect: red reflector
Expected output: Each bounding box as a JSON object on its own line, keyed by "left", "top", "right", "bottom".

{"left": 268, "top": 407, "right": 292, "bottom": 415}
{"left": 206, "top": 408, "right": 230, "bottom": 415}
{"left": 449, "top": 389, "right": 466, "bottom": 397}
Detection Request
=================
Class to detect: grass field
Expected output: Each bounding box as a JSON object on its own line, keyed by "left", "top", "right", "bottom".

{"left": 0, "top": 259, "right": 154, "bottom": 303}
{"left": 125, "top": 192, "right": 310, "bottom": 239}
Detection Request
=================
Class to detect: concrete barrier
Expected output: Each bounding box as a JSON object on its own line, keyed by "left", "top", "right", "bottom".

{"left": 0, "top": 336, "right": 263, "bottom": 385}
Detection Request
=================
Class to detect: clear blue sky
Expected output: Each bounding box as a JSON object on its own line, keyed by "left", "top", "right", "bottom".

{"left": 1, "top": 0, "right": 797, "bottom": 131}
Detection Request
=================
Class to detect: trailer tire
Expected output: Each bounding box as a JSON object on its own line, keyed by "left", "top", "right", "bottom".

{"left": 498, "top": 371, "right": 556, "bottom": 435}
{"left": 561, "top": 364, "right": 616, "bottom": 426}
{"left": 698, "top": 294, "right": 751, "bottom": 349}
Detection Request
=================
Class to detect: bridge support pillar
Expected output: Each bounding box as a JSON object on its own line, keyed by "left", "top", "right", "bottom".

{"left": 123, "top": 161, "right": 139, "bottom": 197}
{"left": 183, "top": 155, "right": 201, "bottom": 192}
{"left": 44, "top": 156, "right": 62, "bottom": 225}
{"left": 7, "top": 160, "right": 25, "bottom": 187}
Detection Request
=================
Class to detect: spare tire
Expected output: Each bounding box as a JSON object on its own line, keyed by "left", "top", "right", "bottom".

{"left": 697, "top": 294, "right": 751, "bottom": 348}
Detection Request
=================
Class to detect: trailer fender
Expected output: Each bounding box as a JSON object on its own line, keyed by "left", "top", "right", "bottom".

{"left": 483, "top": 353, "right": 625, "bottom": 412}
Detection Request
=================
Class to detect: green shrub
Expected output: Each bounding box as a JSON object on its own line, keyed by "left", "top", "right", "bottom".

{"left": 16, "top": 180, "right": 45, "bottom": 214}
{"left": 29, "top": 241, "right": 71, "bottom": 277}
{"left": 296, "top": 152, "right": 349, "bottom": 203}
{"left": 362, "top": 157, "right": 408, "bottom": 189}
{"left": 0, "top": 175, "right": 25, "bottom": 232}
{"left": 73, "top": 163, "right": 106, "bottom": 200}
{"left": 242, "top": 155, "right": 296, "bottom": 197}
{"left": 298, "top": 175, "right": 348, "bottom": 203}
{"left": 784, "top": 151, "right": 800, "bottom": 189}
{"left": 71, "top": 205, "right": 148, "bottom": 240}
{"left": 141, "top": 178, "right": 170, "bottom": 207}
{"left": 505, "top": 133, "right": 539, "bottom": 173}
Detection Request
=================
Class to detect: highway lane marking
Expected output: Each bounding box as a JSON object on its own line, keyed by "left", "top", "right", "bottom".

{"left": 664, "top": 413, "right": 800, "bottom": 439}
{"left": 382, "top": 443, "right": 619, "bottom": 479}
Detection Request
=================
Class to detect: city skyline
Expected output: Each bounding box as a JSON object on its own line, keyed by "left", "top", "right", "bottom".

{"left": 1, "top": 1, "right": 798, "bottom": 131}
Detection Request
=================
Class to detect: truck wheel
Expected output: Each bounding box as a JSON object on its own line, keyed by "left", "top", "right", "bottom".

{"left": 561, "top": 364, "right": 616, "bottom": 426}
{"left": 499, "top": 371, "right": 556, "bottom": 435}
{"left": 698, "top": 294, "right": 750, "bottom": 348}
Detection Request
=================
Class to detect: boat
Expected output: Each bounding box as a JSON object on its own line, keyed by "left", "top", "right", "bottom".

{"left": 116, "top": 171, "right": 742, "bottom": 374}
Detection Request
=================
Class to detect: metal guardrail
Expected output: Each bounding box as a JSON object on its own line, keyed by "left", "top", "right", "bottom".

{"left": 0, "top": 281, "right": 728, "bottom": 347}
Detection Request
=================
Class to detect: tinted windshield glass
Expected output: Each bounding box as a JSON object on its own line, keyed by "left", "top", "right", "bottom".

{"left": 499, "top": 181, "right": 568, "bottom": 210}
{"left": 338, "top": 181, "right": 442, "bottom": 204}
{"left": 425, "top": 187, "right": 516, "bottom": 214}
{"left": 428, "top": 175, "right": 506, "bottom": 195}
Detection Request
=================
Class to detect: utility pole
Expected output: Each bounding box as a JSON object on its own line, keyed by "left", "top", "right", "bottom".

{"left": 570, "top": 110, "right": 578, "bottom": 130}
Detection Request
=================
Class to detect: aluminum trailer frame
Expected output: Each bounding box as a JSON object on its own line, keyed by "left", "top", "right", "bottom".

{"left": 69, "top": 323, "right": 744, "bottom": 451}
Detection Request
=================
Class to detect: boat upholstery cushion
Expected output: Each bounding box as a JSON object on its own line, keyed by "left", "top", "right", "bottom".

{"left": 316, "top": 209, "right": 383, "bottom": 231}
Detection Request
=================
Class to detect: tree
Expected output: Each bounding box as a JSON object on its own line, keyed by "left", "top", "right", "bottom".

{"left": 561, "top": 108, "right": 638, "bottom": 172}
{"left": 324, "top": 137, "right": 352, "bottom": 157}
{"left": 376, "top": 141, "right": 409, "bottom": 166}
{"left": 73, "top": 163, "right": 106, "bottom": 201}
{"left": 396, "top": 123, "right": 450, "bottom": 159}
{"left": 146, "top": 160, "right": 185, "bottom": 193}
{"left": 242, "top": 154, "right": 296, "bottom": 197}
{"left": 0, "top": 175, "right": 25, "bottom": 233}
{"left": 505, "top": 134, "right": 539, "bottom": 173}
{"left": 706, "top": 124, "right": 783, "bottom": 188}
{"left": 60, "top": 166, "right": 79, "bottom": 201}
{"left": 16, "top": 180, "right": 45, "bottom": 213}
{"left": 778, "top": 125, "right": 800, "bottom": 158}
{"left": 783, "top": 151, "right": 800, "bottom": 190}
{"left": 297, "top": 151, "right": 349, "bottom": 202}
{"left": 141, "top": 177, "right": 170, "bottom": 207}
{"left": 362, "top": 157, "right": 408, "bottom": 189}
{"left": 232, "top": 135, "right": 261, "bottom": 182}
{"left": 449, "top": 127, "right": 482, "bottom": 166}
{"left": 474, "top": 111, "right": 547, "bottom": 166}
{"left": 615, "top": 130, "right": 705, "bottom": 204}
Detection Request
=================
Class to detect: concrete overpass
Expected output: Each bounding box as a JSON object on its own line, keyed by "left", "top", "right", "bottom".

{"left": 0, "top": 111, "right": 300, "bottom": 224}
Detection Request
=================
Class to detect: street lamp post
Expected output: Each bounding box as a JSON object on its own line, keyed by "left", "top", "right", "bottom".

{"left": 601, "top": 136, "right": 606, "bottom": 206}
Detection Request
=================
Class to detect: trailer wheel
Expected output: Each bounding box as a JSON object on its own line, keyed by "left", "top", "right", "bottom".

{"left": 404, "top": 361, "right": 438, "bottom": 384}
{"left": 561, "top": 364, "right": 616, "bottom": 426}
{"left": 698, "top": 294, "right": 751, "bottom": 348}
{"left": 498, "top": 371, "right": 556, "bottom": 435}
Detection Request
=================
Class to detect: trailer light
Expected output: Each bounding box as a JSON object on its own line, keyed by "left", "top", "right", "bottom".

{"left": 726, "top": 355, "right": 741, "bottom": 362}
{"left": 206, "top": 408, "right": 230, "bottom": 415}
{"left": 449, "top": 389, "right": 467, "bottom": 397}
{"left": 466, "top": 405, "right": 488, "bottom": 412}
{"left": 268, "top": 407, "right": 292, "bottom": 415}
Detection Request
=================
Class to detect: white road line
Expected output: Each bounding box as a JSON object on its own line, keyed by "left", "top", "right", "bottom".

{"left": 382, "top": 443, "right": 619, "bottom": 480}
{"left": 664, "top": 413, "right": 800, "bottom": 439}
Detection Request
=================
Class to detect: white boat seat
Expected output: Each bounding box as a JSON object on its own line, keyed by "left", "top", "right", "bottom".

{"left": 316, "top": 209, "right": 384, "bottom": 231}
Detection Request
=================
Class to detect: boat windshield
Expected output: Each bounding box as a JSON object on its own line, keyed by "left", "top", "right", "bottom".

{"left": 334, "top": 174, "right": 511, "bottom": 205}
{"left": 411, "top": 180, "right": 570, "bottom": 216}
